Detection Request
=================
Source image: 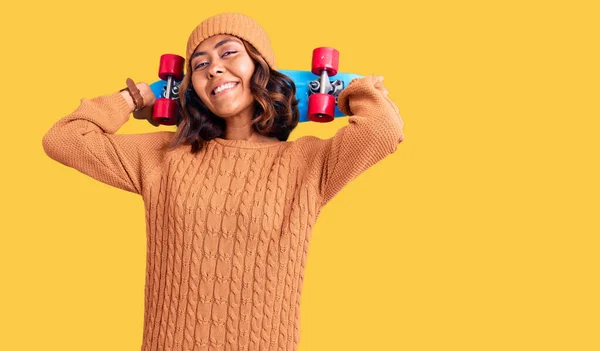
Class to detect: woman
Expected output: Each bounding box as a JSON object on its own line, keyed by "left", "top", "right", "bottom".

{"left": 42, "top": 12, "right": 404, "bottom": 351}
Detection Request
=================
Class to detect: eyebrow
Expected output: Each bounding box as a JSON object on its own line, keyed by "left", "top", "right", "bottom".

{"left": 191, "top": 39, "right": 242, "bottom": 59}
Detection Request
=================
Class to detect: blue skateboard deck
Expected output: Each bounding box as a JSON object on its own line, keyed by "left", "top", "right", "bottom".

{"left": 150, "top": 69, "right": 362, "bottom": 123}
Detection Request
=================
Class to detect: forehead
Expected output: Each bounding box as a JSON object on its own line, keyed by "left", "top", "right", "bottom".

{"left": 194, "top": 34, "right": 242, "bottom": 53}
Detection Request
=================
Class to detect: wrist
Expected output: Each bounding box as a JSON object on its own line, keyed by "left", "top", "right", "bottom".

{"left": 119, "top": 90, "right": 136, "bottom": 112}
{"left": 119, "top": 78, "right": 145, "bottom": 112}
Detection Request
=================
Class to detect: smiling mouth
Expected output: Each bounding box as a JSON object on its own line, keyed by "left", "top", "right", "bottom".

{"left": 212, "top": 82, "right": 239, "bottom": 95}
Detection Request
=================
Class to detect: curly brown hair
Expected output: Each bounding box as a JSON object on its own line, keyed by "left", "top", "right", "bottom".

{"left": 167, "top": 39, "right": 299, "bottom": 154}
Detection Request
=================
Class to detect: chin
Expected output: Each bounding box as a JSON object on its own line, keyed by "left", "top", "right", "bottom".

{"left": 213, "top": 110, "right": 238, "bottom": 119}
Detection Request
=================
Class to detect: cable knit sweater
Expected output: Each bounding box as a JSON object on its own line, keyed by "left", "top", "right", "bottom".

{"left": 42, "top": 75, "right": 403, "bottom": 351}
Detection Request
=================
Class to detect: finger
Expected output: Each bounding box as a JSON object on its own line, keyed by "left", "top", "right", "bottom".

{"left": 374, "top": 83, "right": 388, "bottom": 96}
{"left": 133, "top": 106, "right": 152, "bottom": 120}
{"left": 137, "top": 82, "right": 156, "bottom": 106}
{"left": 374, "top": 78, "right": 386, "bottom": 88}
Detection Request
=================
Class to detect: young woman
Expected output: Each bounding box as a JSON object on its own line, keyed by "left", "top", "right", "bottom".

{"left": 42, "top": 12, "right": 404, "bottom": 351}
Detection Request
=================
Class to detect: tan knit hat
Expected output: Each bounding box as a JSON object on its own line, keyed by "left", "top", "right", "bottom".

{"left": 185, "top": 13, "right": 277, "bottom": 71}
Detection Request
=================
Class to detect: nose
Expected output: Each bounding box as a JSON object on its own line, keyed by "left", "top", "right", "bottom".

{"left": 208, "top": 61, "right": 225, "bottom": 79}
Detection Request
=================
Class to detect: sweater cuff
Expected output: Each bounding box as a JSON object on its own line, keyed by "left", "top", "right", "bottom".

{"left": 110, "top": 91, "right": 134, "bottom": 117}
{"left": 337, "top": 75, "right": 378, "bottom": 116}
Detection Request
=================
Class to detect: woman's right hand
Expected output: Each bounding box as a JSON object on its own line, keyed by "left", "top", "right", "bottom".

{"left": 120, "top": 81, "right": 160, "bottom": 127}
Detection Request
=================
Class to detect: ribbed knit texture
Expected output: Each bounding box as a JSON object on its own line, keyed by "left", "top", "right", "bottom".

{"left": 42, "top": 76, "right": 403, "bottom": 351}
{"left": 186, "top": 13, "right": 277, "bottom": 70}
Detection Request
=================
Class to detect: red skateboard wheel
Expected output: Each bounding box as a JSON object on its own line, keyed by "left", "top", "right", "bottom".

{"left": 308, "top": 93, "right": 335, "bottom": 122}
{"left": 152, "top": 98, "right": 178, "bottom": 125}
{"left": 158, "top": 54, "right": 185, "bottom": 81}
{"left": 311, "top": 47, "right": 339, "bottom": 77}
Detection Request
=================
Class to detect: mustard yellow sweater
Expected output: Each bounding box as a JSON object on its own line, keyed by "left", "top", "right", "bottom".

{"left": 42, "top": 75, "right": 403, "bottom": 351}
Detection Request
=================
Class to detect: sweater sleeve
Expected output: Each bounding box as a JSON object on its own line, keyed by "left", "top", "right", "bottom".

{"left": 42, "top": 92, "right": 174, "bottom": 195}
{"left": 296, "top": 75, "right": 404, "bottom": 207}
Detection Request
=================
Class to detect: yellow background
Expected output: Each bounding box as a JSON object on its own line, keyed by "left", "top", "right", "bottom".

{"left": 1, "top": 0, "right": 598, "bottom": 350}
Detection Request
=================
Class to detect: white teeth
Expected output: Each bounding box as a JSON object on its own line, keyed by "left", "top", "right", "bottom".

{"left": 213, "top": 83, "right": 236, "bottom": 94}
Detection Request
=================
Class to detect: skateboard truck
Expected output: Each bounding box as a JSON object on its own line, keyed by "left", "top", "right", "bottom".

{"left": 152, "top": 54, "right": 185, "bottom": 126}
{"left": 307, "top": 47, "right": 340, "bottom": 123}
{"left": 308, "top": 79, "right": 344, "bottom": 103}
{"left": 161, "top": 77, "right": 181, "bottom": 100}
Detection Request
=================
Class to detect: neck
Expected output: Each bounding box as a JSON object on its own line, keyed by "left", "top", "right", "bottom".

{"left": 221, "top": 109, "right": 277, "bottom": 143}
{"left": 223, "top": 121, "right": 257, "bottom": 141}
{"left": 222, "top": 107, "right": 256, "bottom": 140}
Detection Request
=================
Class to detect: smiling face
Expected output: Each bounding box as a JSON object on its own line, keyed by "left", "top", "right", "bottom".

{"left": 189, "top": 34, "right": 256, "bottom": 120}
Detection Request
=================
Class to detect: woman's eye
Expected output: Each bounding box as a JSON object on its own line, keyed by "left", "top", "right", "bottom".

{"left": 194, "top": 62, "right": 207, "bottom": 70}
{"left": 222, "top": 51, "right": 237, "bottom": 57}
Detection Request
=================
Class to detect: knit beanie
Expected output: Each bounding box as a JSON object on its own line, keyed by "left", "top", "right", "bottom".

{"left": 185, "top": 13, "right": 277, "bottom": 71}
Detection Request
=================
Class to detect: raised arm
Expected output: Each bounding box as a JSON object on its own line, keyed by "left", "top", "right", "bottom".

{"left": 296, "top": 75, "right": 405, "bottom": 207}
{"left": 42, "top": 88, "right": 173, "bottom": 195}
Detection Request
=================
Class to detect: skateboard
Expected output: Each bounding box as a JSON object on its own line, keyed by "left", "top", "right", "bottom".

{"left": 149, "top": 48, "right": 362, "bottom": 125}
